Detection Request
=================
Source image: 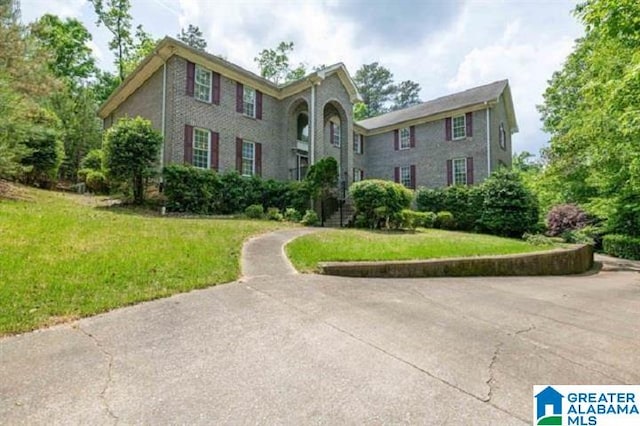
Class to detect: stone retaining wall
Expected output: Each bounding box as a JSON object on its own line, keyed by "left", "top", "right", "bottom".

{"left": 318, "top": 244, "right": 594, "bottom": 278}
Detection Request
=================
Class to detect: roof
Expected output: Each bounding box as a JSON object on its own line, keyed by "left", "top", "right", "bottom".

{"left": 98, "top": 37, "right": 361, "bottom": 118}
{"left": 356, "top": 80, "right": 516, "bottom": 132}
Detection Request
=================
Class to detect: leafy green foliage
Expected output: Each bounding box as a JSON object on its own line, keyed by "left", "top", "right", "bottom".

{"left": 607, "top": 192, "right": 640, "bottom": 236}
{"left": 435, "top": 211, "right": 455, "bottom": 230}
{"left": 254, "top": 41, "right": 306, "bottom": 84}
{"left": 283, "top": 208, "right": 301, "bottom": 222}
{"left": 103, "top": 117, "right": 162, "bottom": 204}
{"left": 244, "top": 204, "right": 264, "bottom": 219}
{"left": 266, "top": 207, "right": 283, "bottom": 221}
{"left": 603, "top": 234, "right": 640, "bottom": 260}
{"left": 349, "top": 179, "right": 413, "bottom": 229}
{"left": 81, "top": 148, "right": 104, "bottom": 171}
{"left": 390, "top": 80, "right": 421, "bottom": 111}
{"left": 479, "top": 170, "right": 540, "bottom": 238}
{"left": 304, "top": 156, "right": 338, "bottom": 223}
{"left": 31, "top": 14, "right": 96, "bottom": 84}
{"left": 523, "top": 233, "right": 557, "bottom": 246}
{"left": 20, "top": 115, "right": 64, "bottom": 188}
{"left": 162, "top": 165, "right": 221, "bottom": 214}
{"left": 415, "top": 185, "right": 483, "bottom": 231}
{"left": 301, "top": 209, "right": 320, "bottom": 226}
{"left": 177, "top": 24, "right": 207, "bottom": 50}
{"left": 85, "top": 169, "right": 109, "bottom": 194}
{"left": 89, "top": 0, "right": 133, "bottom": 81}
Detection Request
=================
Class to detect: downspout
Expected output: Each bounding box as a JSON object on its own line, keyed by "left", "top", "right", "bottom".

{"left": 485, "top": 105, "right": 491, "bottom": 177}
{"left": 310, "top": 82, "right": 316, "bottom": 165}
{"left": 160, "top": 61, "right": 167, "bottom": 170}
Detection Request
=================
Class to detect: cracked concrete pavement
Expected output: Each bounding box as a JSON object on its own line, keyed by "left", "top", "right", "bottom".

{"left": 1, "top": 228, "right": 639, "bottom": 424}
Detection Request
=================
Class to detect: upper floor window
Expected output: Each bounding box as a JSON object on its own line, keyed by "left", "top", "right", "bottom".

{"left": 194, "top": 65, "right": 212, "bottom": 103}
{"left": 297, "top": 113, "right": 309, "bottom": 142}
{"left": 453, "top": 158, "right": 467, "bottom": 185}
{"left": 354, "top": 133, "right": 363, "bottom": 154}
{"left": 243, "top": 87, "right": 256, "bottom": 118}
{"left": 331, "top": 119, "right": 341, "bottom": 147}
{"left": 242, "top": 141, "right": 255, "bottom": 176}
{"left": 499, "top": 123, "right": 506, "bottom": 150}
{"left": 399, "top": 127, "right": 411, "bottom": 149}
{"left": 193, "top": 128, "right": 211, "bottom": 169}
{"left": 452, "top": 115, "right": 466, "bottom": 140}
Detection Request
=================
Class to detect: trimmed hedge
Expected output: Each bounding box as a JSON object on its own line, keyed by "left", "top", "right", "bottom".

{"left": 602, "top": 234, "right": 640, "bottom": 260}
{"left": 350, "top": 179, "right": 413, "bottom": 229}
{"left": 163, "top": 165, "right": 310, "bottom": 215}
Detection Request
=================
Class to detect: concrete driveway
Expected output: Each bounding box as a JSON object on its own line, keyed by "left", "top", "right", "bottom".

{"left": 1, "top": 229, "right": 639, "bottom": 425}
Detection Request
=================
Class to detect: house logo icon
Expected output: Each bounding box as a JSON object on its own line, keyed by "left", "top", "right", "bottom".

{"left": 535, "top": 386, "right": 564, "bottom": 425}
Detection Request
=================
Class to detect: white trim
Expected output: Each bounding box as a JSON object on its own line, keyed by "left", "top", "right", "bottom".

{"left": 192, "top": 127, "right": 212, "bottom": 169}
{"left": 399, "top": 127, "right": 411, "bottom": 150}
{"left": 243, "top": 86, "right": 256, "bottom": 118}
{"left": 241, "top": 140, "right": 256, "bottom": 176}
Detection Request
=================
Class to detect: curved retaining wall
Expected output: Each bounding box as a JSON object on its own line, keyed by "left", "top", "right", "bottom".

{"left": 318, "top": 244, "right": 594, "bottom": 278}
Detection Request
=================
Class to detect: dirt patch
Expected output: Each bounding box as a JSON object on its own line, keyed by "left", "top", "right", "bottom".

{"left": 0, "top": 180, "right": 33, "bottom": 201}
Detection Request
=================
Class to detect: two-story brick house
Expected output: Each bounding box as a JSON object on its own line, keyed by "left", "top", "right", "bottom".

{"left": 98, "top": 37, "right": 517, "bottom": 192}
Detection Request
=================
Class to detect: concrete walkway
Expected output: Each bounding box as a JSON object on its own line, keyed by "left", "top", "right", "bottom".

{"left": 1, "top": 229, "right": 639, "bottom": 425}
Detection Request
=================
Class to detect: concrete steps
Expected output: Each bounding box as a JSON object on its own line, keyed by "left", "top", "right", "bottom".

{"left": 323, "top": 200, "right": 355, "bottom": 228}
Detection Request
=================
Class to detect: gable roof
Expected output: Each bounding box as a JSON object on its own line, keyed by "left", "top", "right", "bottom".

{"left": 356, "top": 79, "right": 518, "bottom": 133}
{"left": 98, "top": 37, "right": 361, "bottom": 119}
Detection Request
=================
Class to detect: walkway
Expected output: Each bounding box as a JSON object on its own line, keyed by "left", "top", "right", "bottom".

{"left": 1, "top": 229, "right": 639, "bottom": 425}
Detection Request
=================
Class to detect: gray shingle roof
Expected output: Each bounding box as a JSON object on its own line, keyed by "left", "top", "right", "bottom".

{"left": 356, "top": 79, "right": 509, "bottom": 130}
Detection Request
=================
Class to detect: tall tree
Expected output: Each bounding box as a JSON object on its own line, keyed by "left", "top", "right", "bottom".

{"left": 353, "top": 62, "right": 395, "bottom": 118}
{"left": 254, "top": 41, "right": 306, "bottom": 84}
{"left": 177, "top": 24, "right": 206, "bottom": 50}
{"left": 89, "top": 0, "right": 133, "bottom": 81}
{"left": 538, "top": 0, "right": 640, "bottom": 232}
{"left": 391, "top": 80, "right": 421, "bottom": 111}
{"left": 30, "top": 14, "right": 96, "bottom": 85}
{"left": 122, "top": 24, "right": 157, "bottom": 75}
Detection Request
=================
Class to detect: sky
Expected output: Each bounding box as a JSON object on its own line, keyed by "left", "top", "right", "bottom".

{"left": 21, "top": 0, "right": 584, "bottom": 156}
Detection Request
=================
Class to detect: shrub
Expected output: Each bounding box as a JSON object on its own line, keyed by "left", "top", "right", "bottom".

{"left": 561, "top": 229, "right": 595, "bottom": 245}
{"left": 85, "top": 170, "right": 109, "bottom": 194}
{"left": 266, "top": 207, "right": 283, "bottom": 221}
{"left": 479, "top": 170, "right": 539, "bottom": 238}
{"left": 401, "top": 209, "right": 422, "bottom": 230}
{"left": 350, "top": 179, "right": 413, "bottom": 229}
{"left": 546, "top": 203, "right": 589, "bottom": 236}
{"left": 419, "top": 211, "right": 437, "bottom": 228}
{"left": 77, "top": 167, "right": 91, "bottom": 183}
{"left": 435, "top": 211, "right": 455, "bottom": 230}
{"left": 20, "top": 127, "right": 64, "bottom": 188}
{"left": 245, "top": 204, "right": 264, "bottom": 219}
{"left": 523, "top": 233, "right": 556, "bottom": 246}
{"left": 301, "top": 209, "right": 320, "bottom": 226}
{"left": 81, "top": 149, "right": 104, "bottom": 171}
{"left": 283, "top": 208, "right": 302, "bottom": 222}
{"left": 603, "top": 234, "right": 640, "bottom": 260}
{"left": 163, "top": 165, "right": 221, "bottom": 214}
{"left": 415, "top": 188, "right": 445, "bottom": 213}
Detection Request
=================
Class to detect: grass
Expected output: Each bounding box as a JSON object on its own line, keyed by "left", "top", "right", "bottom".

{"left": 286, "top": 228, "right": 558, "bottom": 272}
{"left": 0, "top": 185, "right": 288, "bottom": 335}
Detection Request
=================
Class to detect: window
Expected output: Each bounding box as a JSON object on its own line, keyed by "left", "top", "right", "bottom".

{"left": 332, "top": 120, "right": 341, "bottom": 147}
{"left": 453, "top": 158, "right": 467, "bottom": 185}
{"left": 452, "top": 115, "right": 466, "bottom": 140}
{"left": 400, "top": 166, "right": 412, "bottom": 188}
{"left": 354, "top": 133, "right": 363, "bottom": 154}
{"left": 499, "top": 123, "right": 506, "bottom": 150}
{"left": 399, "top": 127, "right": 411, "bottom": 149}
{"left": 353, "top": 168, "right": 363, "bottom": 182}
{"left": 193, "top": 128, "right": 210, "bottom": 169}
{"left": 243, "top": 87, "right": 256, "bottom": 117}
{"left": 194, "top": 65, "right": 212, "bottom": 103}
{"left": 242, "top": 141, "right": 255, "bottom": 176}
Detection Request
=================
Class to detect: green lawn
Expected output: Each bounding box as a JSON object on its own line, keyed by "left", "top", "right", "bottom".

{"left": 0, "top": 186, "right": 287, "bottom": 335}
{"left": 286, "top": 228, "right": 557, "bottom": 272}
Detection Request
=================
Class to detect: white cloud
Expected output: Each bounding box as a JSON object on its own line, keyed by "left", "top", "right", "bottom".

{"left": 21, "top": 0, "right": 86, "bottom": 21}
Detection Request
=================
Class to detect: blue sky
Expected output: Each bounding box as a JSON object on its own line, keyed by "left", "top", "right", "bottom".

{"left": 22, "top": 0, "right": 583, "bottom": 156}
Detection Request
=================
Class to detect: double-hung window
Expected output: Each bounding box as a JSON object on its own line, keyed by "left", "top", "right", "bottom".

{"left": 452, "top": 115, "right": 466, "bottom": 139}
{"left": 400, "top": 166, "right": 412, "bottom": 188}
{"left": 243, "top": 87, "right": 256, "bottom": 118}
{"left": 242, "top": 141, "right": 255, "bottom": 176}
{"left": 453, "top": 158, "right": 467, "bottom": 185}
{"left": 353, "top": 133, "right": 363, "bottom": 154}
{"left": 399, "top": 127, "right": 411, "bottom": 149}
{"left": 193, "top": 128, "right": 211, "bottom": 169}
{"left": 194, "top": 65, "right": 212, "bottom": 103}
{"left": 353, "top": 168, "right": 364, "bottom": 182}
{"left": 499, "top": 123, "right": 506, "bottom": 150}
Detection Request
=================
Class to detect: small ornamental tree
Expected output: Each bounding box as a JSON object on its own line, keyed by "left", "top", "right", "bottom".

{"left": 304, "top": 156, "right": 338, "bottom": 224}
{"left": 104, "top": 117, "right": 162, "bottom": 204}
{"left": 546, "top": 203, "right": 589, "bottom": 236}
{"left": 479, "top": 169, "right": 540, "bottom": 238}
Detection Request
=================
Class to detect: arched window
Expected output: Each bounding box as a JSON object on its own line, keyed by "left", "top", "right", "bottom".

{"left": 297, "top": 113, "right": 309, "bottom": 142}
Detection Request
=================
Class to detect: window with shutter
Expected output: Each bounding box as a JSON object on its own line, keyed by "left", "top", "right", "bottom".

{"left": 194, "top": 65, "right": 212, "bottom": 103}
{"left": 452, "top": 115, "right": 466, "bottom": 139}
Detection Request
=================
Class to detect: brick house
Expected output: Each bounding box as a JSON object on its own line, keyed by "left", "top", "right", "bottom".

{"left": 98, "top": 37, "right": 517, "bottom": 191}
